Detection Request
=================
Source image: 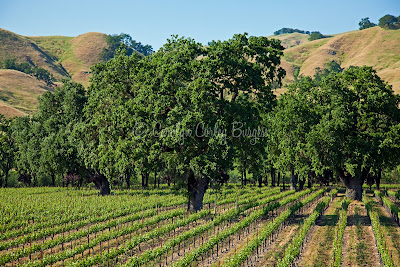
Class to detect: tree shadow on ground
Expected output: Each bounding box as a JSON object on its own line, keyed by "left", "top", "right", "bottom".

{"left": 316, "top": 214, "right": 339, "bottom": 226}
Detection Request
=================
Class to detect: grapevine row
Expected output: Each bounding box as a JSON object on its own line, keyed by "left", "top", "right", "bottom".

{"left": 221, "top": 188, "right": 327, "bottom": 267}
{"left": 71, "top": 189, "right": 296, "bottom": 267}
{"left": 170, "top": 188, "right": 320, "bottom": 267}
{"left": 364, "top": 196, "right": 396, "bottom": 267}
{"left": 276, "top": 194, "right": 331, "bottom": 267}
{"left": 1, "top": 208, "right": 186, "bottom": 265}
{"left": 330, "top": 197, "right": 349, "bottom": 267}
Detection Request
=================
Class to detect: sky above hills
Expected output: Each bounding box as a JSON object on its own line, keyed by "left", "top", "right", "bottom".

{"left": 1, "top": 0, "right": 399, "bottom": 50}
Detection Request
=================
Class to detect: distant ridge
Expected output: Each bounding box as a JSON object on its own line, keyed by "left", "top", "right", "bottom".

{"left": 279, "top": 27, "right": 400, "bottom": 94}
{"left": 0, "top": 27, "right": 399, "bottom": 117}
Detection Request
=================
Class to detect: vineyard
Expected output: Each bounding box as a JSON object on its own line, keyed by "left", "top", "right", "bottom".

{"left": 1, "top": 185, "right": 400, "bottom": 267}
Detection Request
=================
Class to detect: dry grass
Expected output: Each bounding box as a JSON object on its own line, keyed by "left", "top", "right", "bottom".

{"left": 281, "top": 27, "right": 400, "bottom": 94}
{"left": 29, "top": 32, "right": 108, "bottom": 87}
{"left": 0, "top": 69, "right": 53, "bottom": 116}
{"left": 268, "top": 32, "right": 311, "bottom": 49}
{"left": 0, "top": 28, "right": 68, "bottom": 80}
{"left": 0, "top": 104, "right": 26, "bottom": 118}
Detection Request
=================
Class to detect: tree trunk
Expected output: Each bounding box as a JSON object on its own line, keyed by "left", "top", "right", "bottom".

{"left": 142, "top": 172, "right": 149, "bottom": 188}
{"left": 271, "top": 168, "right": 276, "bottom": 187}
{"left": 345, "top": 177, "right": 363, "bottom": 200}
{"left": 96, "top": 174, "right": 110, "bottom": 196}
{"left": 258, "top": 175, "right": 262, "bottom": 188}
{"left": 376, "top": 169, "right": 381, "bottom": 190}
{"left": 337, "top": 168, "right": 365, "bottom": 201}
{"left": 86, "top": 170, "right": 110, "bottom": 195}
{"left": 154, "top": 170, "right": 157, "bottom": 188}
{"left": 51, "top": 173, "right": 55, "bottom": 187}
{"left": 187, "top": 171, "right": 209, "bottom": 211}
{"left": 290, "top": 169, "right": 298, "bottom": 191}
{"left": 125, "top": 172, "right": 130, "bottom": 189}
{"left": 277, "top": 171, "right": 280, "bottom": 188}
{"left": 4, "top": 172, "right": 8, "bottom": 188}
{"left": 281, "top": 173, "right": 285, "bottom": 190}
{"left": 307, "top": 172, "right": 313, "bottom": 188}
{"left": 299, "top": 176, "right": 305, "bottom": 190}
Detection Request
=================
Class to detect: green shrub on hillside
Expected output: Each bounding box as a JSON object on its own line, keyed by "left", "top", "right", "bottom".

{"left": 359, "top": 17, "right": 377, "bottom": 30}
{"left": 308, "top": 31, "right": 326, "bottom": 41}
{"left": 379, "top": 14, "right": 400, "bottom": 30}
{"left": 1, "top": 58, "right": 54, "bottom": 86}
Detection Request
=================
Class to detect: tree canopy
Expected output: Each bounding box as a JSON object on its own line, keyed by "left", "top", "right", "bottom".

{"left": 77, "top": 33, "right": 285, "bottom": 209}
{"left": 271, "top": 66, "right": 400, "bottom": 199}
{"left": 378, "top": 14, "right": 400, "bottom": 30}
{"left": 100, "top": 33, "right": 154, "bottom": 61}
{"left": 274, "top": 28, "right": 310, "bottom": 35}
{"left": 6, "top": 31, "right": 400, "bottom": 207}
{"left": 359, "top": 17, "right": 377, "bottom": 30}
{"left": 308, "top": 31, "right": 326, "bottom": 41}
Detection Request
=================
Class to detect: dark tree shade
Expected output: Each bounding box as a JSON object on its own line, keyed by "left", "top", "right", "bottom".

{"left": 0, "top": 115, "right": 14, "bottom": 187}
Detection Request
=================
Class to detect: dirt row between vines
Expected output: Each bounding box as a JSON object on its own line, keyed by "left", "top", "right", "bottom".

{"left": 297, "top": 192, "right": 400, "bottom": 267}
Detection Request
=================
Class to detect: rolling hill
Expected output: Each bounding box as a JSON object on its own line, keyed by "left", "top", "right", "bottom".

{"left": 280, "top": 27, "right": 400, "bottom": 93}
{"left": 0, "top": 27, "right": 399, "bottom": 118}
{"left": 0, "top": 69, "right": 53, "bottom": 117}
{"left": 27, "top": 32, "right": 108, "bottom": 86}
{"left": 267, "top": 32, "right": 311, "bottom": 49}
{"left": 0, "top": 29, "right": 109, "bottom": 116}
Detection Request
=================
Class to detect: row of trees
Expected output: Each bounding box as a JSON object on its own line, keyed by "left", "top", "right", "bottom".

{"left": 100, "top": 33, "right": 154, "bottom": 61}
{"left": 274, "top": 28, "right": 310, "bottom": 35}
{"left": 1, "top": 33, "right": 400, "bottom": 210}
{"left": 272, "top": 28, "right": 326, "bottom": 41}
{"left": 359, "top": 14, "right": 400, "bottom": 30}
{"left": 2, "top": 58, "right": 54, "bottom": 86}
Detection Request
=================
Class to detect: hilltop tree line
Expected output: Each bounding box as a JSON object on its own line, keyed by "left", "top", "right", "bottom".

{"left": 100, "top": 33, "right": 154, "bottom": 61}
{"left": 1, "top": 33, "right": 400, "bottom": 210}
{"left": 274, "top": 28, "right": 326, "bottom": 41}
{"left": 359, "top": 14, "right": 400, "bottom": 30}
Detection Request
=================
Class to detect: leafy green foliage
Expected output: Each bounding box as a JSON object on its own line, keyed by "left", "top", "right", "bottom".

{"left": 359, "top": 17, "right": 377, "bottom": 30}
{"left": 82, "top": 33, "right": 285, "bottom": 206}
{"left": 270, "top": 65, "right": 400, "bottom": 196}
{"left": 364, "top": 196, "right": 396, "bottom": 267}
{"left": 1, "top": 58, "right": 54, "bottom": 85}
{"left": 12, "top": 81, "right": 86, "bottom": 186}
{"left": 274, "top": 28, "right": 310, "bottom": 35}
{"left": 331, "top": 198, "right": 350, "bottom": 266}
{"left": 0, "top": 115, "right": 14, "bottom": 187}
{"left": 100, "top": 33, "right": 153, "bottom": 61}
{"left": 378, "top": 14, "right": 400, "bottom": 30}
{"left": 308, "top": 31, "right": 326, "bottom": 41}
{"left": 314, "top": 60, "right": 344, "bottom": 81}
{"left": 276, "top": 194, "right": 330, "bottom": 266}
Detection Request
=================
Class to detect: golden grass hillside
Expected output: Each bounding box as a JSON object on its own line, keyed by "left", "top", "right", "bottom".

{"left": 282, "top": 27, "right": 400, "bottom": 93}
{"left": 0, "top": 30, "right": 109, "bottom": 118}
{"left": 28, "top": 32, "right": 108, "bottom": 86}
{"left": 268, "top": 32, "right": 311, "bottom": 49}
{"left": 0, "top": 28, "right": 69, "bottom": 80}
{"left": 0, "top": 69, "right": 53, "bottom": 115}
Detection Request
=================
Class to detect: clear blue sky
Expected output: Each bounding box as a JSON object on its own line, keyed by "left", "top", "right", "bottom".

{"left": 1, "top": 0, "right": 399, "bottom": 50}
